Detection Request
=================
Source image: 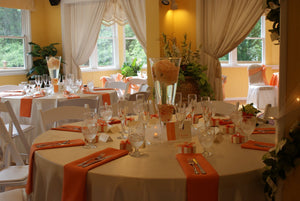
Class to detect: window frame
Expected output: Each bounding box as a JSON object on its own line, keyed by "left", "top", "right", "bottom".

{"left": 0, "top": 8, "right": 32, "bottom": 76}
{"left": 220, "top": 16, "right": 266, "bottom": 67}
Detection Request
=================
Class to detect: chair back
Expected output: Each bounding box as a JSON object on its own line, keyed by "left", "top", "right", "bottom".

{"left": 126, "top": 92, "right": 150, "bottom": 101}
{"left": 105, "top": 81, "right": 129, "bottom": 99}
{"left": 263, "top": 104, "right": 279, "bottom": 120}
{"left": 138, "top": 84, "right": 151, "bottom": 92}
{"left": 57, "top": 97, "right": 99, "bottom": 113}
{"left": 210, "top": 101, "right": 239, "bottom": 116}
{"left": 40, "top": 106, "right": 88, "bottom": 132}
{"left": 248, "top": 64, "right": 267, "bottom": 85}
{"left": 0, "top": 101, "right": 30, "bottom": 155}
{"left": 0, "top": 117, "right": 25, "bottom": 168}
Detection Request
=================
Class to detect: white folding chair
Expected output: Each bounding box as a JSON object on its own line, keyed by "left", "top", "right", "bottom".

{"left": 0, "top": 118, "right": 28, "bottom": 192}
{"left": 39, "top": 106, "right": 88, "bottom": 132}
{"left": 0, "top": 101, "right": 31, "bottom": 158}
{"left": 211, "top": 101, "right": 239, "bottom": 116}
{"left": 126, "top": 77, "right": 147, "bottom": 93}
{"left": 263, "top": 104, "right": 279, "bottom": 120}
{"left": 105, "top": 81, "right": 129, "bottom": 100}
{"left": 0, "top": 188, "right": 27, "bottom": 201}
{"left": 246, "top": 64, "right": 277, "bottom": 109}
{"left": 125, "top": 92, "right": 151, "bottom": 101}
{"left": 57, "top": 97, "right": 99, "bottom": 113}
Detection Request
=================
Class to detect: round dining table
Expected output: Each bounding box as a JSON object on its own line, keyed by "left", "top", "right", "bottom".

{"left": 30, "top": 126, "right": 274, "bottom": 201}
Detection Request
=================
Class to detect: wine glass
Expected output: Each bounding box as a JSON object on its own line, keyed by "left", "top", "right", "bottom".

{"left": 230, "top": 110, "right": 242, "bottom": 134}
{"left": 134, "top": 94, "right": 145, "bottom": 117}
{"left": 198, "top": 126, "right": 215, "bottom": 157}
{"left": 200, "top": 96, "right": 212, "bottom": 128}
{"left": 128, "top": 120, "right": 145, "bottom": 157}
{"left": 240, "top": 115, "right": 257, "bottom": 140}
{"left": 99, "top": 103, "right": 113, "bottom": 127}
{"left": 82, "top": 111, "right": 98, "bottom": 149}
{"left": 118, "top": 101, "right": 129, "bottom": 139}
{"left": 42, "top": 74, "right": 48, "bottom": 88}
{"left": 188, "top": 94, "right": 197, "bottom": 121}
{"left": 35, "top": 75, "right": 42, "bottom": 92}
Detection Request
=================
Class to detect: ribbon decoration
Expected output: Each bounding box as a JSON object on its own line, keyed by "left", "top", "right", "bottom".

{"left": 177, "top": 142, "right": 196, "bottom": 154}
{"left": 248, "top": 64, "right": 269, "bottom": 85}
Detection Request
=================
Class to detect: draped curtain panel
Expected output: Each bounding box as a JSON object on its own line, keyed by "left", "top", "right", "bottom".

{"left": 0, "top": 0, "right": 35, "bottom": 10}
{"left": 197, "top": 0, "right": 265, "bottom": 100}
{"left": 61, "top": 0, "right": 146, "bottom": 78}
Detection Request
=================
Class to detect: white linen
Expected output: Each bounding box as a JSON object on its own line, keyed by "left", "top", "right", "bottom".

{"left": 196, "top": 0, "right": 265, "bottom": 100}
{"left": 30, "top": 129, "right": 274, "bottom": 201}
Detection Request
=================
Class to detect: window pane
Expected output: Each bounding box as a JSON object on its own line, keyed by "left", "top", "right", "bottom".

{"left": 237, "top": 39, "right": 262, "bottom": 62}
{"left": 247, "top": 18, "right": 261, "bottom": 38}
{"left": 125, "top": 39, "right": 146, "bottom": 64}
{"left": 124, "top": 24, "right": 135, "bottom": 38}
{"left": 97, "top": 38, "right": 113, "bottom": 66}
{"left": 0, "top": 7, "right": 22, "bottom": 36}
{"left": 219, "top": 54, "right": 229, "bottom": 62}
{"left": 0, "top": 38, "right": 24, "bottom": 68}
{"left": 99, "top": 25, "right": 113, "bottom": 38}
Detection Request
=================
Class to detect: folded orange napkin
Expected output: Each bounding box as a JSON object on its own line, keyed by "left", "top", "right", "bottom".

{"left": 26, "top": 139, "right": 85, "bottom": 194}
{"left": 97, "top": 118, "right": 121, "bottom": 125}
{"left": 252, "top": 127, "right": 276, "bottom": 134}
{"left": 219, "top": 119, "right": 233, "bottom": 125}
{"left": 93, "top": 87, "right": 115, "bottom": 91}
{"left": 64, "top": 94, "right": 80, "bottom": 99}
{"left": 20, "top": 93, "right": 45, "bottom": 117}
{"left": 51, "top": 125, "right": 82, "bottom": 132}
{"left": 62, "top": 148, "right": 128, "bottom": 201}
{"left": 83, "top": 91, "right": 111, "bottom": 105}
{"left": 241, "top": 140, "right": 275, "bottom": 151}
{"left": 176, "top": 153, "right": 219, "bottom": 201}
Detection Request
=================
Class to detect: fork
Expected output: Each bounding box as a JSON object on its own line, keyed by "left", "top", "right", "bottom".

{"left": 36, "top": 140, "right": 71, "bottom": 148}
{"left": 77, "top": 153, "right": 105, "bottom": 167}
{"left": 188, "top": 159, "right": 199, "bottom": 175}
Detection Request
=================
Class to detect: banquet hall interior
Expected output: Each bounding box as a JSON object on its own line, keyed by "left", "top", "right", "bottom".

{"left": 0, "top": 0, "right": 300, "bottom": 201}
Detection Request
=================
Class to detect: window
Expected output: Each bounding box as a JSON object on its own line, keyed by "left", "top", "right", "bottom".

{"left": 219, "top": 16, "right": 265, "bottom": 65}
{"left": 83, "top": 23, "right": 146, "bottom": 69}
{"left": 0, "top": 7, "right": 31, "bottom": 74}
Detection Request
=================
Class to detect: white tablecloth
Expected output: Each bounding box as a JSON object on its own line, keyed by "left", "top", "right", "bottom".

{"left": 30, "top": 128, "right": 274, "bottom": 201}
{"left": 0, "top": 90, "right": 118, "bottom": 142}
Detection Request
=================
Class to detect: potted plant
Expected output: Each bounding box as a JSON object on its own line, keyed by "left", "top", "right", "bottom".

{"left": 121, "top": 58, "right": 143, "bottom": 78}
{"left": 161, "top": 33, "right": 214, "bottom": 101}
{"left": 26, "top": 42, "right": 63, "bottom": 80}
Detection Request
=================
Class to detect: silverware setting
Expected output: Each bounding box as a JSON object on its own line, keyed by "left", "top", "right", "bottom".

{"left": 36, "top": 140, "right": 71, "bottom": 148}
{"left": 81, "top": 155, "right": 112, "bottom": 168}
{"left": 77, "top": 153, "right": 105, "bottom": 167}
{"left": 188, "top": 159, "right": 199, "bottom": 175}
{"left": 192, "top": 158, "right": 207, "bottom": 174}
{"left": 254, "top": 143, "right": 274, "bottom": 148}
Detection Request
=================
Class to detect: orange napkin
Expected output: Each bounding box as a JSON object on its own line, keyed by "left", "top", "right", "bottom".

{"left": 51, "top": 125, "right": 82, "bottom": 132}
{"left": 93, "top": 87, "right": 115, "bottom": 91}
{"left": 176, "top": 153, "right": 219, "bottom": 201}
{"left": 97, "top": 118, "right": 121, "bottom": 125}
{"left": 241, "top": 140, "right": 275, "bottom": 151}
{"left": 83, "top": 91, "right": 111, "bottom": 105}
{"left": 62, "top": 148, "right": 128, "bottom": 201}
{"left": 64, "top": 94, "right": 80, "bottom": 99}
{"left": 219, "top": 119, "right": 233, "bottom": 125}
{"left": 26, "top": 139, "right": 85, "bottom": 194}
{"left": 20, "top": 93, "right": 45, "bottom": 117}
{"left": 252, "top": 127, "right": 276, "bottom": 134}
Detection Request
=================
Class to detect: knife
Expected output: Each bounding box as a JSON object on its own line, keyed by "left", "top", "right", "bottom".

{"left": 82, "top": 155, "right": 112, "bottom": 168}
{"left": 192, "top": 158, "right": 207, "bottom": 174}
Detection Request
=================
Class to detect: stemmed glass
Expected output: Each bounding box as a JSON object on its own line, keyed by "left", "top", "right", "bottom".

{"left": 128, "top": 119, "right": 145, "bottom": 157}
{"left": 42, "top": 74, "right": 49, "bottom": 88}
{"left": 198, "top": 126, "right": 215, "bottom": 157}
{"left": 175, "top": 92, "right": 186, "bottom": 129}
{"left": 118, "top": 101, "right": 129, "bottom": 139}
{"left": 35, "top": 75, "right": 42, "bottom": 92}
{"left": 188, "top": 94, "right": 197, "bottom": 121}
{"left": 230, "top": 110, "right": 243, "bottom": 134}
{"left": 240, "top": 115, "right": 257, "bottom": 140}
{"left": 134, "top": 94, "right": 145, "bottom": 118}
{"left": 99, "top": 102, "right": 113, "bottom": 127}
{"left": 200, "top": 96, "right": 212, "bottom": 128}
{"left": 82, "top": 111, "right": 98, "bottom": 149}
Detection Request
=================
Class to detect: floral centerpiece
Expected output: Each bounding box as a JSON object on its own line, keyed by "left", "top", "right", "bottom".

{"left": 239, "top": 103, "right": 260, "bottom": 116}
{"left": 262, "top": 121, "right": 300, "bottom": 200}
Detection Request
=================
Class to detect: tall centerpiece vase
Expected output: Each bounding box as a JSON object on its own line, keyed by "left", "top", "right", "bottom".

{"left": 149, "top": 57, "right": 182, "bottom": 141}
{"left": 46, "top": 56, "right": 61, "bottom": 93}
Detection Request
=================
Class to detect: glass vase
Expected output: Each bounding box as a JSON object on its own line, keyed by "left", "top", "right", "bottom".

{"left": 149, "top": 57, "right": 182, "bottom": 123}
{"left": 46, "top": 56, "right": 61, "bottom": 93}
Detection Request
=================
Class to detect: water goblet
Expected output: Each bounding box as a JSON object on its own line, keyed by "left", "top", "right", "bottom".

{"left": 35, "top": 75, "right": 42, "bottom": 91}
{"left": 240, "top": 115, "right": 257, "bottom": 140}
{"left": 82, "top": 112, "right": 98, "bottom": 149}
{"left": 128, "top": 120, "right": 145, "bottom": 157}
{"left": 198, "top": 126, "right": 215, "bottom": 157}
{"left": 230, "top": 110, "right": 242, "bottom": 134}
{"left": 188, "top": 94, "right": 197, "bottom": 120}
{"left": 118, "top": 101, "right": 129, "bottom": 139}
{"left": 99, "top": 103, "right": 113, "bottom": 127}
{"left": 200, "top": 96, "right": 212, "bottom": 128}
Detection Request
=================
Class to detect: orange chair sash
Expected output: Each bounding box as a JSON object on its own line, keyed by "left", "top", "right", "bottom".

{"left": 248, "top": 65, "right": 269, "bottom": 85}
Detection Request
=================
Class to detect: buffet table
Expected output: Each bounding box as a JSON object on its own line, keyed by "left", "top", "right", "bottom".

{"left": 0, "top": 90, "right": 118, "bottom": 141}
{"left": 30, "top": 127, "right": 274, "bottom": 201}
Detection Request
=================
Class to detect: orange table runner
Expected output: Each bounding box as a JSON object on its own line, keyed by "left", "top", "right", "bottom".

{"left": 83, "top": 91, "right": 111, "bottom": 105}
{"left": 51, "top": 125, "right": 82, "bottom": 132}
{"left": 241, "top": 140, "right": 275, "bottom": 151}
{"left": 176, "top": 153, "right": 219, "bottom": 201}
{"left": 62, "top": 148, "right": 128, "bottom": 201}
{"left": 252, "top": 127, "right": 275, "bottom": 134}
{"left": 20, "top": 94, "right": 45, "bottom": 117}
{"left": 26, "top": 139, "right": 85, "bottom": 194}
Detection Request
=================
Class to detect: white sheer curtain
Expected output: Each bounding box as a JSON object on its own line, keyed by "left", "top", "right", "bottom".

{"left": 61, "top": 0, "right": 109, "bottom": 78}
{"left": 119, "top": 0, "right": 146, "bottom": 52}
{"left": 197, "top": 0, "right": 265, "bottom": 100}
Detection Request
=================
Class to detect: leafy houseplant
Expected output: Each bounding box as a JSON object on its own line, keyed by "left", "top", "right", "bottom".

{"left": 265, "top": 0, "right": 280, "bottom": 44}
{"left": 121, "top": 58, "right": 143, "bottom": 78}
{"left": 262, "top": 122, "right": 300, "bottom": 200}
{"left": 26, "top": 42, "right": 62, "bottom": 79}
{"left": 161, "top": 33, "right": 214, "bottom": 99}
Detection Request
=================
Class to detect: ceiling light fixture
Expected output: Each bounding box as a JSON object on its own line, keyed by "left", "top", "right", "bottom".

{"left": 161, "top": 0, "right": 170, "bottom": 5}
{"left": 170, "top": 0, "right": 178, "bottom": 10}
